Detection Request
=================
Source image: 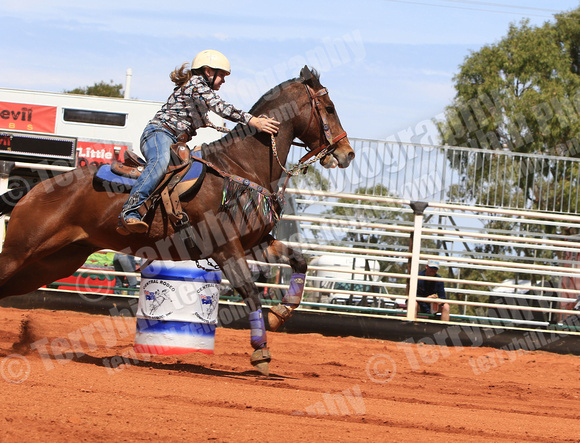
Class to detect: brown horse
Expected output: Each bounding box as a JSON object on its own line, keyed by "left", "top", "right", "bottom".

{"left": 0, "top": 66, "right": 354, "bottom": 375}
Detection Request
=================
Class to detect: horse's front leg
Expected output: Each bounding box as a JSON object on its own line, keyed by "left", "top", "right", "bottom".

{"left": 257, "top": 235, "right": 307, "bottom": 332}
{"left": 214, "top": 247, "right": 271, "bottom": 376}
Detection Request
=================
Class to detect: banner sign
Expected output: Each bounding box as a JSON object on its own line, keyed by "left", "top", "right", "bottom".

{"left": 76, "top": 140, "right": 130, "bottom": 167}
{"left": 0, "top": 102, "right": 57, "bottom": 133}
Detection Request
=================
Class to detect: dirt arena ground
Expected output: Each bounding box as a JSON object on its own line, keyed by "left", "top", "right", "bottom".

{"left": 0, "top": 307, "right": 579, "bottom": 442}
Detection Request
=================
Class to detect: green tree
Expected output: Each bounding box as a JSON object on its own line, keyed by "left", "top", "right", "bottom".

{"left": 433, "top": 9, "right": 580, "bottom": 312}
{"left": 65, "top": 80, "right": 123, "bottom": 97}
{"left": 287, "top": 165, "right": 331, "bottom": 214}
{"left": 438, "top": 16, "right": 580, "bottom": 156}
{"left": 437, "top": 7, "right": 580, "bottom": 215}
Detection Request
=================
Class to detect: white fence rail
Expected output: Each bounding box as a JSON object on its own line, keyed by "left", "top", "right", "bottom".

{"left": 3, "top": 147, "right": 580, "bottom": 335}
{"left": 22, "top": 186, "right": 580, "bottom": 334}
{"left": 287, "top": 138, "right": 580, "bottom": 214}
{"left": 270, "top": 188, "right": 580, "bottom": 333}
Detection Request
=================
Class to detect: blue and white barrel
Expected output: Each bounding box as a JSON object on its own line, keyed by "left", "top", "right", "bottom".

{"left": 134, "top": 260, "right": 221, "bottom": 355}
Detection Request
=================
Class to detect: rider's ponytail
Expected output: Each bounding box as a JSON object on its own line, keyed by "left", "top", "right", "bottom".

{"left": 170, "top": 63, "right": 193, "bottom": 87}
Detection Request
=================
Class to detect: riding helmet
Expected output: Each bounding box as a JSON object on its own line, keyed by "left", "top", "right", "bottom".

{"left": 191, "top": 50, "right": 231, "bottom": 74}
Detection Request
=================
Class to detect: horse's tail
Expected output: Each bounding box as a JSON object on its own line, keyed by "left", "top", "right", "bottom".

{"left": 0, "top": 187, "right": 31, "bottom": 216}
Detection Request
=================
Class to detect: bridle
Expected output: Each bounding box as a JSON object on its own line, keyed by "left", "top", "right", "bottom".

{"left": 204, "top": 81, "right": 348, "bottom": 180}
{"left": 297, "top": 85, "right": 348, "bottom": 158}
{"left": 271, "top": 83, "right": 348, "bottom": 177}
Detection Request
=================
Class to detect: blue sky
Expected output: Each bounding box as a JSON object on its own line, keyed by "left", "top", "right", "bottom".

{"left": 2, "top": 1, "right": 579, "bottom": 141}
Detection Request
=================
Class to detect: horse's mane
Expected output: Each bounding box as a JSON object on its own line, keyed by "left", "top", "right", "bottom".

{"left": 206, "top": 67, "right": 320, "bottom": 150}
{"left": 249, "top": 67, "right": 320, "bottom": 115}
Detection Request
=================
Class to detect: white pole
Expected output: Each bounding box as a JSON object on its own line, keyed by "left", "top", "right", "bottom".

{"left": 406, "top": 202, "right": 428, "bottom": 321}
{"left": 124, "top": 68, "right": 133, "bottom": 99}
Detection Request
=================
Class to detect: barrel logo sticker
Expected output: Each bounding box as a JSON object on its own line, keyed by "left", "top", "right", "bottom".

{"left": 142, "top": 279, "right": 176, "bottom": 319}
{"left": 195, "top": 283, "right": 219, "bottom": 323}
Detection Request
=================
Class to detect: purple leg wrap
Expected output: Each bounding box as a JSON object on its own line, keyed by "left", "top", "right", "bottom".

{"left": 282, "top": 273, "right": 306, "bottom": 308}
{"left": 249, "top": 309, "right": 267, "bottom": 349}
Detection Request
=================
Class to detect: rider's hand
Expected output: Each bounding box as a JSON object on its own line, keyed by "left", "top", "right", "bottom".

{"left": 249, "top": 116, "right": 280, "bottom": 135}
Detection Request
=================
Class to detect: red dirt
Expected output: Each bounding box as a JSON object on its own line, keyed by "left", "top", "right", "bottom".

{"left": 0, "top": 306, "right": 579, "bottom": 442}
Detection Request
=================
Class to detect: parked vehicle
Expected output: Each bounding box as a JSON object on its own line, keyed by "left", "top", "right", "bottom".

{"left": 488, "top": 278, "right": 554, "bottom": 326}
{"left": 308, "top": 255, "right": 404, "bottom": 309}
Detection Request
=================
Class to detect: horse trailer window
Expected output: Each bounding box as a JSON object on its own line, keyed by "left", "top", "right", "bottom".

{"left": 63, "top": 108, "right": 127, "bottom": 127}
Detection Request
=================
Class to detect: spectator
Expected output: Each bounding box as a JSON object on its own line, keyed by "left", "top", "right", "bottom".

{"left": 416, "top": 259, "right": 450, "bottom": 321}
{"left": 250, "top": 262, "right": 278, "bottom": 299}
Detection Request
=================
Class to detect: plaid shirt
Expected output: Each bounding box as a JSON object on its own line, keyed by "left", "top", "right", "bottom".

{"left": 150, "top": 75, "right": 252, "bottom": 135}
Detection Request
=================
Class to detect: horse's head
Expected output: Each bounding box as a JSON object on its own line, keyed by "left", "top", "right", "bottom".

{"left": 294, "top": 66, "right": 355, "bottom": 169}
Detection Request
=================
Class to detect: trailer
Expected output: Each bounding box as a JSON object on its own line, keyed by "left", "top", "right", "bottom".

{"left": 0, "top": 87, "right": 226, "bottom": 289}
{"left": 0, "top": 87, "right": 224, "bottom": 190}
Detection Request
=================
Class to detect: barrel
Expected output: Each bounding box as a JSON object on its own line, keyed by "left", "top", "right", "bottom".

{"left": 134, "top": 260, "right": 222, "bottom": 355}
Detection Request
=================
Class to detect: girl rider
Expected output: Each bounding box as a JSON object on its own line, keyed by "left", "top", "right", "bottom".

{"left": 118, "top": 49, "right": 280, "bottom": 234}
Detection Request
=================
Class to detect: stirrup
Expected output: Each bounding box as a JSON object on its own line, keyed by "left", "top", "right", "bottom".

{"left": 116, "top": 222, "right": 130, "bottom": 235}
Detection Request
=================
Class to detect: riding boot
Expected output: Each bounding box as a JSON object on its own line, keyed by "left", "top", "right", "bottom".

{"left": 117, "top": 209, "right": 149, "bottom": 235}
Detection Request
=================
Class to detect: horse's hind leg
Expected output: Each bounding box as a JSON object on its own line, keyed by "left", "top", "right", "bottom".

{"left": 0, "top": 244, "right": 96, "bottom": 299}
{"left": 252, "top": 235, "right": 307, "bottom": 332}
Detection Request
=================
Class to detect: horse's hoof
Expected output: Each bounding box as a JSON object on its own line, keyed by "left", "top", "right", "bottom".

{"left": 250, "top": 347, "right": 272, "bottom": 376}
{"left": 268, "top": 304, "right": 293, "bottom": 332}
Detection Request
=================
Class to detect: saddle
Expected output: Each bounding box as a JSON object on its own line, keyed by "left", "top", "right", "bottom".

{"left": 94, "top": 134, "right": 207, "bottom": 238}
{"left": 132, "top": 138, "right": 192, "bottom": 225}
{"left": 94, "top": 133, "right": 282, "bottom": 243}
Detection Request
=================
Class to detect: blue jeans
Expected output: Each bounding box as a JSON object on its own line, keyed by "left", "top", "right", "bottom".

{"left": 122, "top": 124, "right": 177, "bottom": 220}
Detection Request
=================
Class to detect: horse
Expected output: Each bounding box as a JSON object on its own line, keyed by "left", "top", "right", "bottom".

{"left": 0, "top": 66, "right": 355, "bottom": 375}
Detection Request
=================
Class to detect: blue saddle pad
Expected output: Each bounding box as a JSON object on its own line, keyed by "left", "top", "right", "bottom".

{"left": 95, "top": 150, "right": 204, "bottom": 189}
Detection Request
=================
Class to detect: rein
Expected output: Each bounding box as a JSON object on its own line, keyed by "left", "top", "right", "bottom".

{"left": 202, "top": 81, "right": 348, "bottom": 207}
{"left": 205, "top": 83, "right": 347, "bottom": 178}
{"left": 270, "top": 133, "right": 327, "bottom": 177}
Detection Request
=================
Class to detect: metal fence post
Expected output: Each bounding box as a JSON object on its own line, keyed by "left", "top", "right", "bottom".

{"left": 406, "top": 201, "right": 428, "bottom": 321}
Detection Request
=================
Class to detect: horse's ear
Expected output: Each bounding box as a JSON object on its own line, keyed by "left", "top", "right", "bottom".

{"left": 300, "top": 65, "right": 312, "bottom": 82}
{"left": 300, "top": 65, "right": 320, "bottom": 88}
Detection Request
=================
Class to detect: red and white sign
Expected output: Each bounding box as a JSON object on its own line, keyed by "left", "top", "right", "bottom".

{"left": 77, "top": 141, "right": 130, "bottom": 167}
{"left": 0, "top": 101, "right": 57, "bottom": 133}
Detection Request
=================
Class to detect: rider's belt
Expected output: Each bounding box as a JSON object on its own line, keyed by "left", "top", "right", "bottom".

{"left": 162, "top": 123, "right": 179, "bottom": 137}
{"left": 162, "top": 123, "right": 195, "bottom": 142}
